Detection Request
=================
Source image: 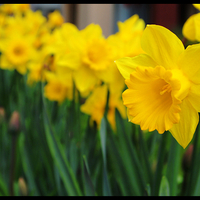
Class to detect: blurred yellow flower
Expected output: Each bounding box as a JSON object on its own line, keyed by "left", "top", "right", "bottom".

{"left": 13, "top": 4, "right": 30, "bottom": 13}
{"left": 47, "top": 10, "right": 64, "bottom": 29}
{"left": 0, "top": 35, "right": 35, "bottom": 74}
{"left": 44, "top": 63, "right": 74, "bottom": 102}
{"left": 72, "top": 24, "right": 115, "bottom": 94}
{"left": 80, "top": 84, "right": 126, "bottom": 130}
{"left": 193, "top": 4, "right": 200, "bottom": 10}
{"left": 44, "top": 80, "right": 68, "bottom": 103}
{"left": 102, "top": 14, "right": 145, "bottom": 98}
{"left": 107, "top": 14, "right": 145, "bottom": 58}
{"left": 0, "top": 4, "right": 30, "bottom": 14}
{"left": 116, "top": 25, "right": 200, "bottom": 148}
{"left": 43, "top": 22, "right": 81, "bottom": 70}
{"left": 0, "top": 4, "right": 15, "bottom": 14}
{"left": 182, "top": 4, "right": 200, "bottom": 41}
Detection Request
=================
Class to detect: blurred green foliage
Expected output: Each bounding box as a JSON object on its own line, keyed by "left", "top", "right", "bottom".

{"left": 0, "top": 68, "right": 200, "bottom": 196}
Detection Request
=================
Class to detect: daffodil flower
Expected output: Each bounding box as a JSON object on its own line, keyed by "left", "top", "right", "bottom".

{"left": 182, "top": 4, "right": 200, "bottom": 42}
{"left": 115, "top": 24, "right": 200, "bottom": 148}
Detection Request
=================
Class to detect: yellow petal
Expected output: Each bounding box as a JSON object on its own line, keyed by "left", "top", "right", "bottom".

{"left": 169, "top": 98, "right": 199, "bottom": 149}
{"left": 115, "top": 54, "right": 157, "bottom": 79}
{"left": 56, "top": 52, "right": 81, "bottom": 70}
{"left": 141, "top": 25, "right": 184, "bottom": 69}
{"left": 73, "top": 66, "right": 98, "bottom": 93}
{"left": 177, "top": 43, "right": 200, "bottom": 84}
{"left": 182, "top": 13, "right": 200, "bottom": 41}
{"left": 193, "top": 4, "right": 200, "bottom": 11}
{"left": 123, "top": 66, "right": 181, "bottom": 134}
{"left": 80, "top": 23, "right": 103, "bottom": 40}
{"left": 187, "top": 84, "right": 200, "bottom": 112}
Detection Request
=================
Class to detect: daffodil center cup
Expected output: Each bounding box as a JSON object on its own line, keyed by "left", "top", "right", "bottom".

{"left": 13, "top": 46, "right": 24, "bottom": 56}
{"left": 160, "top": 83, "right": 172, "bottom": 95}
{"left": 123, "top": 65, "right": 189, "bottom": 133}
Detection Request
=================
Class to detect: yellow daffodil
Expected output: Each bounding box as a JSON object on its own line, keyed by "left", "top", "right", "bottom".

{"left": 0, "top": 4, "right": 15, "bottom": 14}
{"left": 182, "top": 4, "right": 200, "bottom": 41}
{"left": 0, "top": 34, "right": 36, "bottom": 74}
{"left": 115, "top": 24, "right": 200, "bottom": 148}
{"left": 71, "top": 24, "right": 115, "bottom": 94}
{"left": 26, "top": 51, "right": 48, "bottom": 85}
{"left": 107, "top": 14, "right": 145, "bottom": 58}
{"left": 44, "top": 68, "right": 74, "bottom": 103}
{"left": 0, "top": 4, "right": 30, "bottom": 14}
{"left": 81, "top": 85, "right": 107, "bottom": 127}
{"left": 44, "top": 79, "right": 69, "bottom": 103}
{"left": 43, "top": 22, "right": 81, "bottom": 70}
{"left": 13, "top": 4, "right": 30, "bottom": 13}
{"left": 102, "top": 14, "right": 145, "bottom": 97}
{"left": 80, "top": 84, "right": 126, "bottom": 130}
{"left": 47, "top": 10, "right": 64, "bottom": 29}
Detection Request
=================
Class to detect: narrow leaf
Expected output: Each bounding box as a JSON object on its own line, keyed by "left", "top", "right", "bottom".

{"left": 82, "top": 155, "right": 96, "bottom": 196}
{"left": 159, "top": 176, "right": 170, "bottom": 196}
{"left": 99, "top": 117, "right": 112, "bottom": 196}
{"left": 41, "top": 82, "right": 82, "bottom": 196}
{"left": 18, "top": 134, "right": 40, "bottom": 196}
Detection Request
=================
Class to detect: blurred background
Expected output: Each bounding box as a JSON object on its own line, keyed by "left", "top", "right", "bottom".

{"left": 30, "top": 4, "right": 198, "bottom": 37}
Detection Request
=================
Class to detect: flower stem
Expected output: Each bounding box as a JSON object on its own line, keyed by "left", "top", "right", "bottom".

{"left": 9, "top": 135, "right": 17, "bottom": 196}
{"left": 152, "top": 131, "right": 168, "bottom": 196}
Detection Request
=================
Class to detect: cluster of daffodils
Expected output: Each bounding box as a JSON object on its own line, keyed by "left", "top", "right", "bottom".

{"left": 1, "top": 4, "right": 200, "bottom": 148}
{"left": 0, "top": 4, "right": 145, "bottom": 131}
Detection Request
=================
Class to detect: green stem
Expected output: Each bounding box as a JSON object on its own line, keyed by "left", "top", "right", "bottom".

{"left": 185, "top": 119, "right": 200, "bottom": 196}
{"left": 152, "top": 131, "right": 168, "bottom": 196}
{"left": 9, "top": 135, "right": 17, "bottom": 196}
{"left": 166, "top": 135, "right": 182, "bottom": 196}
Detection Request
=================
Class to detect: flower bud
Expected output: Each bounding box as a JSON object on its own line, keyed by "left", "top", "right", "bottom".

{"left": 9, "top": 111, "right": 20, "bottom": 135}
{"left": 182, "top": 144, "right": 193, "bottom": 172}
{"left": 0, "top": 107, "right": 5, "bottom": 123}
{"left": 18, "top": 177, "right": 28, "bottom": 196}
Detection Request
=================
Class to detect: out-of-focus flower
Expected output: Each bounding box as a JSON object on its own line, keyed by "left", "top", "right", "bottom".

{"left": 44, "top": 80, "right": 69, "bottom": 103}
{"left": 80, "top": 84, "right": 126, "bottom": 130}
{"left": 18, "top": 177, "right": 28, "bottom": 196}
{"left": 182, "top": 4, "right": 200, "bottom": 42}
{"left": 13, "top": 4, "right": 30, "bottom": 13}
{"left": 9, "top": 111, "right": 20, "bottom": 135}
{"left": 0, "top": 107, "right": 5, "bottom": 124}
{"left": 193, "top": 4, "right": 200, "bottom": 10}
{"left": 0, "top": 4, "right": 30, "bottom": 14}
{"left": 0, "top": 34, "right": 36, "bottom": 74}
{"left": 71, "top": 24, "right": 115, "bottom": 94}
{"left": 103, "top": 14, "right": 145, "bottom": 97}
{"left": 44, "top": 66, "right": 74, "bottom": 103}
{"left": 182, "top": 144, "right": 193, "bottom": 172}
{"left": 107, "top": 14, "right": 145, "bottom": 58}
{"left": 0, "top": 4, "right": 15, "bottom": 14}
{"left": 47, "top": 10, "right": 64, "bottom": 29}
{"left": 116, "top": 24, "right": 200, "bottom": 148}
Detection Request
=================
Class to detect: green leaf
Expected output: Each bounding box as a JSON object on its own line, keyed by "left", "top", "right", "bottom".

{"left": 166, "top": 135, "right": 182, "bottom": 196}
{"left": 159, "top": 176, "right": 170, "bottom": 196}
{"left": 115, "top": 109, "right": 145, "bottom": 195}
{"left": 41, "top": 82, "right": 82, "bottom": 196}
{"left": 0, "top": 174, "right": 9, "bottom": 196}
{"left": 152, "top": 132, "right": 168, "bottom": 196}
{"left": 18, "top": 133, "right": 40, "bottom": 196}
{"left": 138, "top": 126, "right": 153, "bottom": 188}
{"left": 186, "top": 120, "right": 200, "bottom": 196}
{"left": 144, "top": 184, "right": 151, "bottom": 196}
{"left": 82, "top": 155, "right": 96, "bottom": 196}
{"left": 99, "top": 117, "right": 112, "bottom": 196}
